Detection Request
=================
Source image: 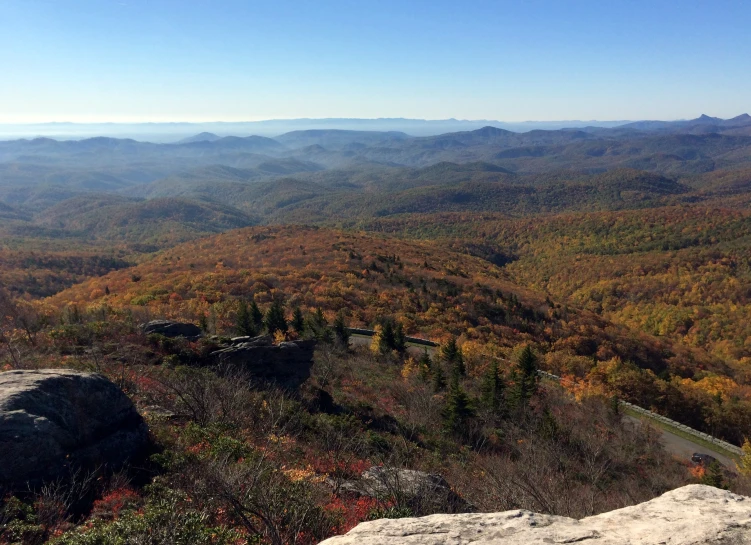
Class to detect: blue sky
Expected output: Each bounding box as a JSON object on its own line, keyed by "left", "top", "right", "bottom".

{"left": 1, "top": 0, "right": 749, "bottom": 122}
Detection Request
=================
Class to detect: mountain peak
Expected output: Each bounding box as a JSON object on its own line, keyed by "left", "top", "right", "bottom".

{"left": 694, "top": 114, "right": 721, "bottom": 123}
{"left": 177, "top": 132, "right": 221, "bottom": 144}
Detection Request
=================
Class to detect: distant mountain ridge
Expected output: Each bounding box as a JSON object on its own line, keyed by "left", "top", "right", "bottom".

{"left": 2, "top": 115, "right": 748, "bottom": 142}
{"left": 0, "top": 118, "right": 633, "bottom": 141}
{"left": 619, "top": 114, "right": 751, "bottom": 133}
{"left": 177, "top": 132, "right": 221, "bottom": 144}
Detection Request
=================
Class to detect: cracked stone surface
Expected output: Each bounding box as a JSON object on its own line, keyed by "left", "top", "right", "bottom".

{"left": 319, "top": 485, "right": 751, "bottom": 544}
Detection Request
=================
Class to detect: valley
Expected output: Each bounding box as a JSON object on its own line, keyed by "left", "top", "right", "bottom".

{"left": 3, "top": 116, "right": 751, "bottom": 543}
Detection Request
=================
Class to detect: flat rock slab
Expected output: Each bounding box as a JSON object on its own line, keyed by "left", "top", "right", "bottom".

{"left": 319, "top": 484, "right": 751, "bottom": 544}
{"left": 0, "top": 369, "right": 148, "bottom": 488}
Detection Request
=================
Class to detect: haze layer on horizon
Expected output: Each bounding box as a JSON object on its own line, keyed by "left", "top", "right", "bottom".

{"left": 1, "top": 0, "right": 749, "bottom": 124}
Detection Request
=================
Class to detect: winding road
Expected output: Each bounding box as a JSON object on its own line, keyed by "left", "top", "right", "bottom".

{"left": 347, "top": 331, "right": 738, "bottom": 468}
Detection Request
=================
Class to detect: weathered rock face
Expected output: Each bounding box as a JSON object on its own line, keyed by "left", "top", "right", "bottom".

{"left": 141, "top": 319, "right": 202, "bottom": 339}
{"left": 211, "top": 336, "right": 316, "bottom": 389}
{"left": 339, "top": 466, "right": 472, "bottom": 514}
{"left": 319, "top": 485, "right": 751, "bottom": 545}
{"left": 0, "top": 369, "right": 149, "bottom": 488}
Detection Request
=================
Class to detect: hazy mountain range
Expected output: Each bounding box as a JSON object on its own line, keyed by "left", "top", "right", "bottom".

{"left": 1, "top": 114, "right": 750, "bottom": 242}
{"left": 0, "top": 117, "right": 635, "bottom": 142}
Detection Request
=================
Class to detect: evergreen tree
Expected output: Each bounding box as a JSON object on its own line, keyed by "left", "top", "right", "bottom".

{"left": 700, "top": 460, "right": 728, "bottom": 490}
{"left": 538, "top": 407, "right": 559, "bottom": 440}
{"left": 432, "top": 361, "right": 447, "bottom": 392}
{"left": 333, "top": 311, "right": 350, "bottom": 346}
{"left": 418, "top": 350, "right": 432, "bottom": 382}
{"left": 314, "top": 307, "right": 327, "bottom": 327}
{"left": 198, "top": 313, "right": 209, "bottom": 333}
{"left": 249, "top": 300, "right": 264, "bottom": 330}
{"left": 378, "top": 320, "right": 396, "bottom": 353}
{"left": 442, "top": 372, "right": 474, "bottom": 437}
{"left": 291, "top": 307, "right": 305, "bottom": 333}
{"left": 393, "top": 321, "right": 406, "bottom": 352}
{"left": 235, "top": 299, "right": 257, "bottom": 337}
{"left": 441, "top": 337, "right": 465, "bottom": 376}
{"left": 609, "top": 394, "right": 621, "bottom": 417}
{"left": 481, "top": 360, "right": 506, "bottom": 416}
{"left": 510, "top": 345, "right": 539, "bottom": 409}
{"left": 264, "top": 300, "right": 288, "bottom": 336}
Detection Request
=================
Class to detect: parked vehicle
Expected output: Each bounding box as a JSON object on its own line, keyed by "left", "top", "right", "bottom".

{"left": 691, "top": 453, "right": 718, "bottom": 465}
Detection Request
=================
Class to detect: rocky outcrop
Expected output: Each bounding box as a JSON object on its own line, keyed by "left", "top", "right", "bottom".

{"left": 211, "top": 335, "right": 316, "bottom": 388}
{"left": 339, "top": 466, "right": 472, "bottom": 514}
{"left": 319, "top": 485, "right": 751, "bottom": 544}
{"left": 0, "top": 369, "right": 149, "bottom": 488}
{"left": 140, "top": 319, "right": 202, "bottom": 339}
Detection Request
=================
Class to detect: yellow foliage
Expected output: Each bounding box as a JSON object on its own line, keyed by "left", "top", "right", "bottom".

{"left": 738, "top": 438, "right": 751, "bottom": 477}
{"left": 401, "top": 357, "right": 418, "bottom": 380}
{"left": 370, "top": 324, "right": 383, "bottom": 355}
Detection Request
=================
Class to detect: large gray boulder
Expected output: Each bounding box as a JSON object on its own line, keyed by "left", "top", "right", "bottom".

{"left": 211, "top": 338, "right": 316, "bottom": 388}
{"left": 319, "top": 485, "right": 751, "bottom": 544}
{"left": 0, "top": 369, "right": 149, "bottom": 488}
{"left": 339, "top": 466, "right": 472, "bottom": 514}
{"left": 140, "top": 319, "right": 202, "bottom": 339}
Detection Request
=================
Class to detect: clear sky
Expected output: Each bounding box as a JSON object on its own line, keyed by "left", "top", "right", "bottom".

{"left": 1, "top": 0, "right": 749, "bottom": 123}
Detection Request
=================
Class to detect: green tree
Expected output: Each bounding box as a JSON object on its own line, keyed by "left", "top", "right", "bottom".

{"left": 376, "top": 319, "right": 396, "bottom": 353}
{"left": 441, "top": 337, "right": 464, "bottom": 376}
{"left": 509, "top": 345, "right": 539, "bottom": 409}
{"left": 432, "top": 361, "right": 447, "bottom": 392}
{"left": 249, "top": 300, "right": 264, "bottom": 330}
{"left": 235, "top": 299, "right": 257, "bottom": 337}
{"left": 700, "top": 460, "right": 728, "bottom": 490}
{"left": 393, "top": 321, "right": 406, "bottom": 352}
{"left": 418, "top": 350, "right": 432, "bottom": 382}
{"left": 333, "top": 311, "right": 350, "bottom": 346}
{"left": 314, "top": 307, "right": 327, "bottom": 327}
{"left": 264, "top": 300, "right": 288, "bottom": 336}
{"left": 291, "top": 307, "right": 305, "bottom": 333}
{"left": 480, "top": 360, "right": 506, "bottom": 417}
{"left": 442, "top": 372, "right": 474, "bottom": 437}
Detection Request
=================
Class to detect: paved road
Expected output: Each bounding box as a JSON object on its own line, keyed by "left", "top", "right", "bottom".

{"left": 349, "top": 334, "right": 436, "bottom": 355}
{"left": 624, "top": 415, "right": 734, "bottom": 468}
{"left": 350, "top": 333, "right": 736, "bottom": 468}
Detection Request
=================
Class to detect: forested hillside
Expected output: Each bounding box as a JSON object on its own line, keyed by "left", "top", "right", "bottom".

{"left": 3, "top": 120, "right": 751, "bottom": 544}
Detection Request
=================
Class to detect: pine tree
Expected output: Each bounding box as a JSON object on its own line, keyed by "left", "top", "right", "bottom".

{"left": 264, "top": 300, "right": 288, "bottom": 336}
{"left": 510, "top": 345, "right": 539, "bottom": 409}
{"left": 291, "top": 307, "right": 305, "bottom": 333}
{"left": 378, "top": 320, "right": 396, "bottom": 353}
{"left": 249, "top": 300, "right": 264, "bottom": 330}
{"left": 442, "top": 372, "right": 474, "bottom": 436}
{"left": 441, "top": 337, "right": 465, "bottom": 376}
{"left": 393, "top": 321, "right": 406, "bottom": 352}
{"left": 432, "top": 362, "right": 447, "bottom": 392}
{"left": 314, "top": 307, "right": 327, "bottom": 327}
{"left": 609, "top": 394, "right": 621, "bottom": 417}
{"left": 418, "top": 350, "right": 433, "bottom": 382}
{"left": 481, "top": 360, "right": 505, "bottom": 416}
{"left": 700, "top": 460, "right": 728, "bottom": 490}
{"left": 333, "top": 311, "right": 350, "bottom": 346}
{"left": 235, "top": 299, "right": 257, "bottom": 337}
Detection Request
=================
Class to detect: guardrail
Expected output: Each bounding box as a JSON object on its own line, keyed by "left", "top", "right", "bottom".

{"left": 345, "top": 333, "right": 743, "bottom": 457}
{"left": 538, "top": 371, "right": 743, "bottom": 457}
{"left": 345, "top": 327, "right": 439, "bottom": 347}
